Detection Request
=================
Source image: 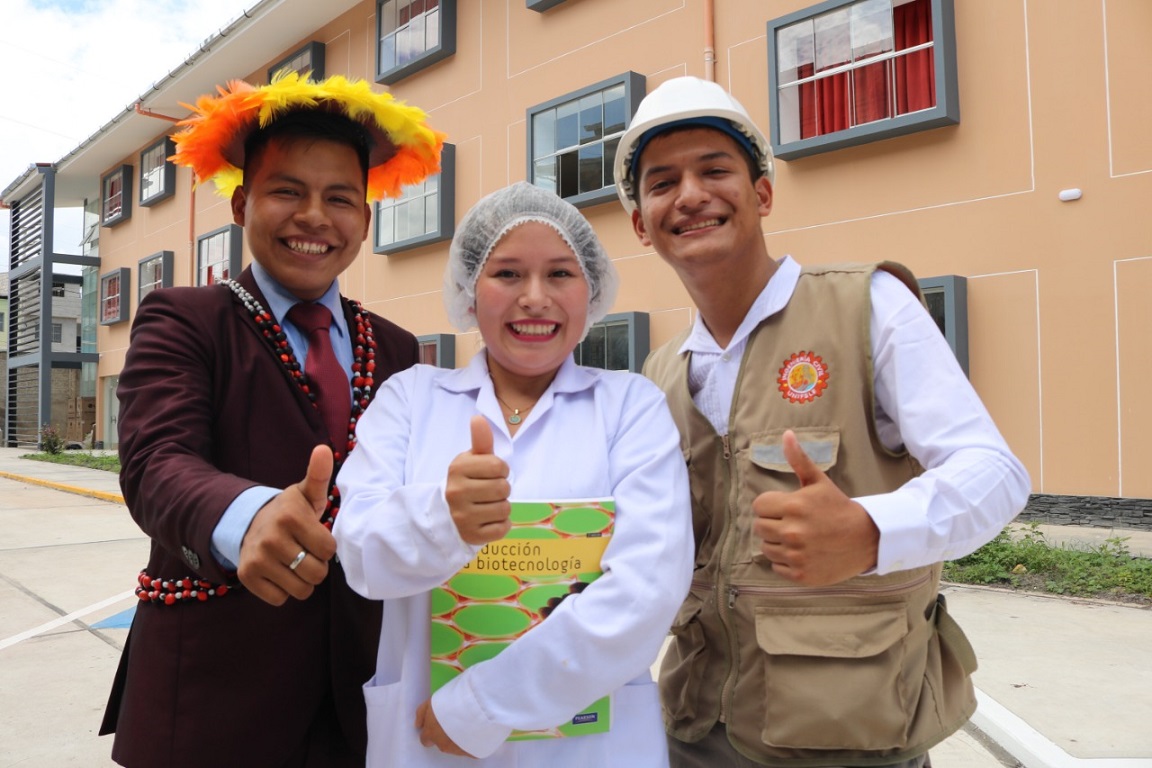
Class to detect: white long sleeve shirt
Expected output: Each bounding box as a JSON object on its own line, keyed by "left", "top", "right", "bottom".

{"left": 334, "top": 354, "right": 693, "bottom": 767}
{"left": 681, "top": 255, "right": 1030, "bottom": 573}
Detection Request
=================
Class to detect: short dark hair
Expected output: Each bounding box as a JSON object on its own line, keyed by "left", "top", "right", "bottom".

{"left": 631, "top": 123, "right": 762, "bottom": 209}
{"left": 242, "top": 108, "right": 373, "bottom": 187}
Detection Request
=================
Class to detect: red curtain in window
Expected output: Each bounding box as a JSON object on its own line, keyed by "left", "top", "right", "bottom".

{"left": 895, "top": 0, "right": 935, "bottom": 115}
{"left": 798, "top": 0, "right": 934, "bottom": 139}
{"left": 798, "top": 64, "right": 849, "bottom": 140}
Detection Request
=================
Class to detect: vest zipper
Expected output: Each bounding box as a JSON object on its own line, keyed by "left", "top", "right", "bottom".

{"left": 693, "top": 569, "right": 933, "bottom": 603}
{"left": 728, "top": 568, "right": 935, "bottom": 603}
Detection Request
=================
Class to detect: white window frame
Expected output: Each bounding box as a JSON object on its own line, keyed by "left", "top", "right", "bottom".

{"left": 527, "top": 72, "right": 645, "bottom": 209}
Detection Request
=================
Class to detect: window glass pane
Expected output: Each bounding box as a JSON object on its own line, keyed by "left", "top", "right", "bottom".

{"left": 419, "top": 340, "right": 439, "bottom": 365}
{"left": 603, "top": 136, "right": 620, "bottom": 182}
{"left": 556, "top": 101, "right": 579, "bottom": 150}
{"left": 777, "top": 19, "right": 814, "bottom": 85}
{"left": 427, "top": 7, "right": 440, "bottom": 50}
{"left": 603, "top": 85, "right": 626, "bottom": 134}
{"left": 395, "top": 200, "right": 411, "bottom": 242}
{"left": 426, "top": 173, "right": 439, "bottom": 194}
{"left": 853, "top": 60, "right": 891, "bottom": 124}
{"left": 850, "top": 0, "right": 894, "bottom": 61}
{"left": 894, "top": 46, "right": 936, "bottom": 114}
{"left": 814, "top": 8, "right": 851, "bottom": 72}
{"left": 778, "top": 83, "right": 804, "bottom": 143}
{"left": 407, "top": 196, "right": 427, "bottom": 237}
{"left": 578, "top": 324, "right": 606, "bottom": 368}
{"left": 533, "top": 110, "right": 556, "bottom": 158}
{"left": 557, "top": 151, "right": 579, "bottom": 198}
{"left": 606, "top": 322, "right": 629, "bottom": 369}
{"left": 381, "top": 0, "right": 397, "bottom": 33}
{"left": 579, "top": 93, "right": 603, "bottom": 145}
{"left": 381, "top": 33, "right": 397, "bottom": 70}
{"left": 377, "top": 203, "right": 395, "bottom": 246}
{"left": 923, "top": 289, "right": 946, "bottom": 336}
{"left": 425, "top": 191, "right": 439, "bottom": 232}
{"left": 409, "top": 13, "right": 427, "bottom": 59}
{"left": 533, "top": 158, "right": 557, "bottom": 193}
{"left": 578, "top": 143, "right": 603, "bottom": 195}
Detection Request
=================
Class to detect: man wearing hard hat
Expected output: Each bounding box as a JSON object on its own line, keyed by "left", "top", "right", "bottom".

{"left": 616, "top": 76, "right": 1030, "bottom": 768}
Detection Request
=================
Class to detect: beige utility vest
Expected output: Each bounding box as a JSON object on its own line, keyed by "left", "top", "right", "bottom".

{"left": 645, "top": 263, "right": 977, "bottom": 766}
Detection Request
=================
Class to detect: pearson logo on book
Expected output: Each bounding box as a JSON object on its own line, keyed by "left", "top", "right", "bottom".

{"left": 430, "top": 498, "right": 615, "bottom": 740}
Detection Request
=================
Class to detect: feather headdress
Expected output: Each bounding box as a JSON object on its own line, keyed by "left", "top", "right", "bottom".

{"left": 170, "top": 72, "right": 445, "bottom": 202}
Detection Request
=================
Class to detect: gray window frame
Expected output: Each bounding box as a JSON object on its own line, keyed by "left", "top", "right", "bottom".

{"left": 766, "top": 0, "right": 959, "bottom": 161}
{"left": 99, "top": 268, "right": 131, "bottom": 325}
{"left": 526, "top": 72, "right": 645, "bottom": 209}
{"left": 101, "top": 165, "right": 133, "bottom": 226}
{"left": 527, "top": 0, "right": 568, "bottom": 11}
{"left": 196, "top": 224, "right": 243, "bottom": 287}
{"left": 417, "top": 333, "right": 456, "bottom": 368}
{"left": 919, "top": 274, "right": 968, "bottom": 376}
{"left": 269, "top": 41, "right": 326, "bottom": 81}
{"left": 374, "top": 144, "right": 456, "bottom": 254}
{"left": 138, "top": 250, "right": 175, "bottom": 302}
{"left": 139, "top": 137, "right": 176, "bottom": 207}
{"left": 573, "top": 311, "right": 650, "bottom": 373}
{"left": 376, "top": 0, "right": 457, "bottom": 85}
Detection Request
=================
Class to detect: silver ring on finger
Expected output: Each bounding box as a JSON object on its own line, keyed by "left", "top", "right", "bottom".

{"left": 288, "top": 550, "right": 307, "bottom": 571}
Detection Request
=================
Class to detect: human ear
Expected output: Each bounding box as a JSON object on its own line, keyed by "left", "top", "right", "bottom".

{"left": 631, "top": 208, "right": 652, "bottom": 247}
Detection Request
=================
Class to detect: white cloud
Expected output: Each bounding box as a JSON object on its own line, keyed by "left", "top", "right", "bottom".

{"left": 1, "top": 0, "right": 249, "bottom": 266}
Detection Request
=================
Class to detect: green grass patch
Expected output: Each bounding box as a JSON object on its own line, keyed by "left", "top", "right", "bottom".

{"left": 21, "top": 451, "right": 121, "bottom": 473}
{"left": 943, "top": 522, "right": 1152, "bottom": 605}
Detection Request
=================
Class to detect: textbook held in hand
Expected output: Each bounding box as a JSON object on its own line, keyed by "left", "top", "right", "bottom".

{"left": 429, "top": 498, "right": 615, "bottom": 740}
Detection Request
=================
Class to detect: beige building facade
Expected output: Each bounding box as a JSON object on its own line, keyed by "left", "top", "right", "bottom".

{"left": 5, "top": 0, "right": 1151, "bottom": 510}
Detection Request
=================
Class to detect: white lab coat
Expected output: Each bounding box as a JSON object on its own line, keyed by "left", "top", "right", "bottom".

{"left": 335, "top": 354, "right": 694, "bottom": 767}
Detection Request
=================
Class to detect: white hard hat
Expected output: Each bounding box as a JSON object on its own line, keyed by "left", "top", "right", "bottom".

{"left": 613, "top": 76, "right": 774, "bottom": 214}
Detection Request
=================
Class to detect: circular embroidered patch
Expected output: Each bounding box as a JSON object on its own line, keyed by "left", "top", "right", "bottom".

{"left": 777, "top": 351, "right": 830, "bottom": 404}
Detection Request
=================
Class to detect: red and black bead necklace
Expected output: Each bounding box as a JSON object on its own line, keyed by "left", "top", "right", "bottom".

{"left": 134, "top": 280, "right": 378, "bottom": 606}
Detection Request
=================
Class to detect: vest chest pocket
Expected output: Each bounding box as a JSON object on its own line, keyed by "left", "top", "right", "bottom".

{"left": 748, "top": 602, "right": 925, "bottom": 751}
{"left": 732, "top": 428, "right": 840, "bottom": 564}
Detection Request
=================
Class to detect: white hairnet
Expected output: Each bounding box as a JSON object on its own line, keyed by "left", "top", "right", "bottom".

{"left": 443, "top": 181, "right": 619, "bottom": 336}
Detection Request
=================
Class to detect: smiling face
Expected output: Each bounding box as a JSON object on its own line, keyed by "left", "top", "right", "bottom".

{"left": 474, "top": 221, "right": 590, "bottom": 387}
{"left": 230, "top": 136, "right": 372, "bottom": 300}
{"left": 630, "top": 127, "right": 773, "bottom": 282}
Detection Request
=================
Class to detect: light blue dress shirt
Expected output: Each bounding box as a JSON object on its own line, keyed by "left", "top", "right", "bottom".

{"left": 210, "top": 262, "right": 353, "bottom": 570}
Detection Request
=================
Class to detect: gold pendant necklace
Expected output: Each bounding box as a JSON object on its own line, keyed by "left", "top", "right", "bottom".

{"left": 495, "top": 393, "right": 535, "bottom": 425}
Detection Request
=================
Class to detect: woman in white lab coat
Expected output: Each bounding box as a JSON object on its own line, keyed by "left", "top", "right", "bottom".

{"left": 334, "top": 182, "right": 693, "bottom": 768}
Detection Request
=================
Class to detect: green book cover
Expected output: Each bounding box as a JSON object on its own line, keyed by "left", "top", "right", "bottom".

{"left": 430, "top": 498, "right": 615, "bottom": 740}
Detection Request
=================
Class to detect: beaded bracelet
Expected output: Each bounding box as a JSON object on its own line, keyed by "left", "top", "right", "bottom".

{"left": 135, "top": 570, "right": 237, "bottom": 605}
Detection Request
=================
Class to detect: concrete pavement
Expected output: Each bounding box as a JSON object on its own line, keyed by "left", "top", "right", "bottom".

{"left": 1, "top": 447, "right": 1150, "bottom": 767}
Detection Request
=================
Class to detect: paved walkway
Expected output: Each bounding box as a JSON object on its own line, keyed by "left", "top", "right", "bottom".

{"left": 0, "top": 447, "right": 1150, "bottom": 767}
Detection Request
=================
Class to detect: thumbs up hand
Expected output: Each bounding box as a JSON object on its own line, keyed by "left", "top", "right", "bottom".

{"left": 238, "top": 444, "right": 337, "bottom": 605}
{"left": 751, "top": 430, "right": 880, "bottom": 586}
{"left": 445, "top": 415, "right": 512, "bottom": 545}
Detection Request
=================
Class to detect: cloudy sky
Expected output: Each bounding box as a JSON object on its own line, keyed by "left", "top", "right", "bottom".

{"left": 1, "top": 0, "right": 250, "bottom": 271}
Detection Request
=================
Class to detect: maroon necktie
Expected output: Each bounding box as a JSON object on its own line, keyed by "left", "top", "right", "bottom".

{"left": 287, "top": 301, "right": 351, "bottom": 453}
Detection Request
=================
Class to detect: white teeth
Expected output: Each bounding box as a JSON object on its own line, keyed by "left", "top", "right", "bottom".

{"left": 678, "top": 219, "right": 721, "bottom": 234}
{"left": 511, "top": 322, "right": 557, "bottom": 336}
{"left": 287, "top": 240, "right": 329, "bottom": 254}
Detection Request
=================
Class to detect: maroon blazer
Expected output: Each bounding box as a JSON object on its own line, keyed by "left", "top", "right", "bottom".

{"left": 100, "top": 268, "right": 418, "bottom": 767}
